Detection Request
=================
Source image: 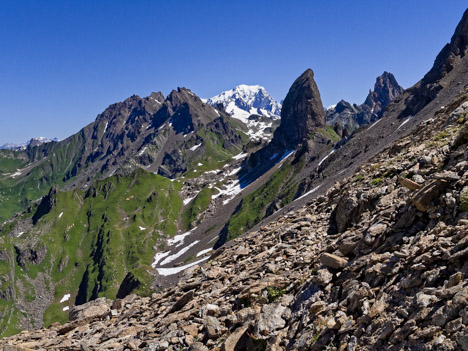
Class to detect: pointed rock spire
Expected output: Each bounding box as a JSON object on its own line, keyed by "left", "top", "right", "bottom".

{"left": 273, "top": 69, "right": 326, "bottom": 146}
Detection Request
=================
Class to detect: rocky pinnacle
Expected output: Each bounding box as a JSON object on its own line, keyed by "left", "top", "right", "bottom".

{"left": 273, "top": 68, "right": 326, "bottom": 147}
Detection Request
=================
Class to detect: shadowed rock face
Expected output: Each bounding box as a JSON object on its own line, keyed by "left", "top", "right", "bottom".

{"left": 274, "top": 69, "right": 326, "bottom": 147}
{"left": 401, "top": 8, "right": 468, "bottom": 118}
{"left": 426, "top": 8, "right": 468, "bottom": 83}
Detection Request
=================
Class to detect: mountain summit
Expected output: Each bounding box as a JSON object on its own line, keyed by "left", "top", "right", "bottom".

{"left": 206, "top": 85, "right": 282, "bottom": 141}
{"left": 363, "top": 71, "right": 404, "bottom": 115}
{"left": 206, "top": 84, "right": 281, "bottom": 123}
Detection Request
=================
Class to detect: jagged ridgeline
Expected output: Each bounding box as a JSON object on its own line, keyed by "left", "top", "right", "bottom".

{"left": 0, "top": 88, "right": 247, "bottom": 223}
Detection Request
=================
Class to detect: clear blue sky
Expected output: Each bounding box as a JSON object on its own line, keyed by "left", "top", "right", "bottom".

{"left": 0, "top": 1, "right": 466, "bottom": 144}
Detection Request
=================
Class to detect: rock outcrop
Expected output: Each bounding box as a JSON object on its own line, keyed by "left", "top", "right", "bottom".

{"left": 274, "top": 68, "right": 326, "bottom": 147}
{"left": 363, "top": 71, "right": 404, "bottom": 116}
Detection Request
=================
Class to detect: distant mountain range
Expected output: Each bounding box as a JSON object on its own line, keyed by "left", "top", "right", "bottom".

{"left": 0, "top": 137, "right": 59, "bottom": 151}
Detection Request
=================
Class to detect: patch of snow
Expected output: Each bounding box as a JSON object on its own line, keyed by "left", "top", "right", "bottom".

{"left": 183, "top": 190, "right": 200, "bottom": 205}
{"left": 396, "top": 115, "right": 414, "bottom": 131}
{"left": 197, "top": 162, "right": 203, "bottom": 167}
{"left": 228, "top": 167, "right": 241, "bottom": 176}
{"left": 295, "top": 185, "right": 322, "bottom": 201}
{"left": 10, "top": 170, "right": 21, "bottom": 178}
{"left": 156, "top": 257, "right": 209, "bottom": 276}
{"left": 103, "top": 122, "right": 108, "bottom": 133}
{"left": 17, "top": 232, "right": 24, "bottom": 237}
{"left": 160, "top": 240, "right": 200, "bottom": 265}
{"left": 213, "top": 178, "right": 251, "bottom": 205}
{"left": 58, "top": 212, "right": 63, "bottom": 219}
{"left": 63, "top": 306, "right": 69, "bottom": 311}
{"left": 139, "top": 226, "right": 146, "bottom": 231}
{"left": 278, "top": 149, "right": 294, "bottom": 163}
{"left": 190, "top": 143, "right": 202, "bottom": 151}
{"left": 146, "top": 122, "right": 153, "bottom": 130}
{"left": 60, "top": 294, "right": 71, "bottom": 303}
{"left": 152, "top": 251, "right": 171, "bottom": 268}
{"left": 209, "top": 235, "right": 219, "bottom": 243}
{"left": 318, "top": 148, "right": 337, "bottom": 167}
{"left": 196, "top": 248, "right": 212, "bottom": 257}
{"left": 167, "top": 228, "right": 197, "bottom": 247}
{"left": 366, "top": 118, "right": 382, "bottom": 131}
{"left": 206, "top": 85, "right": 281, "bottom": 124}
{"left": 232, "top": 152, "right": 248, "bottom": 160}
{"left": 137, "top": 146, "right": 147, "bottom": 156}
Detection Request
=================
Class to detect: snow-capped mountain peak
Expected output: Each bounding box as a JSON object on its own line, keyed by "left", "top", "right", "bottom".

{"left": 207, "top": 84, "right": 281, "bottom": 124}
{"left": 206, "top": 85, "right": 282, "bottom": 142}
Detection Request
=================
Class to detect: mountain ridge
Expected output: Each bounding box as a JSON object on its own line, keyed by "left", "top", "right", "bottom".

{"left": 326, "top": 71, "right": 404, "bottom": 135}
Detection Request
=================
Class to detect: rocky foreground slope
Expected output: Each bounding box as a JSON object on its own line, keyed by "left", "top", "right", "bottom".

{"left": 1, "top": 79, "right": 467, "bottom": 350}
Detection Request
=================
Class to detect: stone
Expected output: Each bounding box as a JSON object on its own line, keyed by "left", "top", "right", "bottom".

{"left": 256, "top": 303, "right": 288, "bottom": 336}
{"left": 399, "top": 177, "right": 421, "bottom": 191}
{"left": 320, "top": 253, "right": 348, "bottom": 269}
{"left": 4, "top": 346, "right": 36, "bottom": 351}
{"left": 188, "top": 342, "right": 209, "bottom": 351}
{"left": 200, "top": 304, "right": 220, "bottom": 317}
{"left": 458, "top": 333, "right": 468, "bottom": 351}
{"left": 182, "top": 324, "right": 199, "bottom": 337}
{"left": 447, "top": 272, "right": 463, "bottom": 288}
{"left": 222, "top": 324, "right": 249, "bottom": 351}
{"left": 367, "top": 223, "right": 387, "bottom": 236}
{"left": 309, "top": 301, "right": 326, "bottom": 315}
{"left": 412, "top": 180, "right": 448, "bottom": 211}
{"left": 169, "top": 290, "right": 194, "bottom": 313}
{"left": 203, "top": 316, "right": 224, "bottom": 339}
{"left": 68, "top": 297, "right": 112, "bottom": 322}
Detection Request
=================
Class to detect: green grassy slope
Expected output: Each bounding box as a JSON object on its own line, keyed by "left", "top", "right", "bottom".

{"left": 0, "top": 168, "right": 182, "bottom": 332}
